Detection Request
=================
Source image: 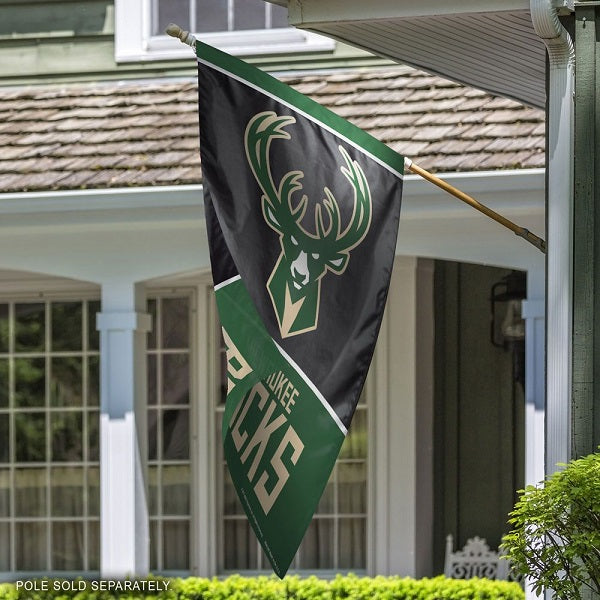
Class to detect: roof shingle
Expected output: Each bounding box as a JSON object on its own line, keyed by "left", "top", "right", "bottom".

{"left": 0, "top": 66, "right": 545, "bottom": 194}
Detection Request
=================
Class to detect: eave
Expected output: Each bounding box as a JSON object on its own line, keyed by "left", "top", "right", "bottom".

{"left": 276, "top": 0, "right": 558, "bottom": 108}
{"left": 0, "top": 168, "right": 544, "bottom": 274}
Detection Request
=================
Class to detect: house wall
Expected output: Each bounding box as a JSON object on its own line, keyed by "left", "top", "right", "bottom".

{"left": 0, "top": 174, "right": 544, "bottom": 578}
{"left": 0, "top": 0, "right": 389, "bottom": 85}
{"left": 0, "top": 0, "right": 547, "bottom": 578}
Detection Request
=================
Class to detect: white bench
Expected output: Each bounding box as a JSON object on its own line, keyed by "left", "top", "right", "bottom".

{"left": 444, "top": 534, "right": 521, "bottom": 582}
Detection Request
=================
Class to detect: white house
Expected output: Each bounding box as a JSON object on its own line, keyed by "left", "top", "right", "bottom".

{"left": 0, "top": 0, "right": 547, "bottom": 582}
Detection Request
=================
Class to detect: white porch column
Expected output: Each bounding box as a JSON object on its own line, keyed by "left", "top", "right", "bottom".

{"left": 97, "top": 282, "right": 151, "bottom": 577}
{"left": 522, "top": 269, "right": 546, "bottom": 600}
{"left": 371, "top": 257, "right": 434, "bottom": 577}
{"left": 523, "top": 269, "right": 545, "bottom": 487}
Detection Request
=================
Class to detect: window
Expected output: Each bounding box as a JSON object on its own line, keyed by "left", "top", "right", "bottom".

{"left": 147, "top": 293, "right": 193, "bottom": 574}
{"left": 215, "top": 334, "right": 368, "bottom": 573}
{"left": 0, "top": 298, "right": 100, "bottom": 574}
{"left": 151, "top": 0, "right": 288, "bottom": 35}
{"left": 114, "top": 0, "right": 334, "bottom": 63}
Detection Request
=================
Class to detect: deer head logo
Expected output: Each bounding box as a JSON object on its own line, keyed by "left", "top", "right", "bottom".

{"left": 245, "top": 111, "right": 372, "bottom": 338}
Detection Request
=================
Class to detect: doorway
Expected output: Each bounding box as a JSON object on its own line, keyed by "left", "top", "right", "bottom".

{"left": 432, "top": 261, "right": 525, "bottom": 572}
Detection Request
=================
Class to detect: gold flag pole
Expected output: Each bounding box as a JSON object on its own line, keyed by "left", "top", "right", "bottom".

{"left": 405, "top": 158, "right": 546, "bottom": 254}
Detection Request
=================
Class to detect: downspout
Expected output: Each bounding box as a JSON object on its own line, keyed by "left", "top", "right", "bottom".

{"left": 529, "top": 0, "right": 575, "bottom": 487}
{"left": 530, "top": 7, "right": 573, "bottom": 599}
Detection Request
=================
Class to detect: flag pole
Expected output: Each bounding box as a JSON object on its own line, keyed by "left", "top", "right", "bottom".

{"left": 405, "top": 158, "right": 546, "bottom": 254}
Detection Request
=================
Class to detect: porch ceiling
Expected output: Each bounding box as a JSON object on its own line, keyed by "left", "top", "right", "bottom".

{"left": 280, "top": 1, "right": 547, "bottom": 109}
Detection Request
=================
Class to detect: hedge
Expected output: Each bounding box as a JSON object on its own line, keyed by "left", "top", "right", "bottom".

{"left": 0, "top": 574, "right": 524, "bottom": 600}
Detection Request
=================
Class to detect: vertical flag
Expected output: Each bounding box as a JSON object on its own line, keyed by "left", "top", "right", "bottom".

{"left": 197, "top": 40, "right": 403, "bottom": 577}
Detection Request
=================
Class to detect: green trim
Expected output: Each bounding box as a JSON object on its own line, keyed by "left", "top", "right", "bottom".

{"left": 196, "top": 40, "right": 405, "bottom": 176}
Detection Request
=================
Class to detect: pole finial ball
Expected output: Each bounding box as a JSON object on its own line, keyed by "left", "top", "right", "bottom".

{"left": 165, "top": 23, "right": 196, "bottom": 48}
{"left": 165, "top": 23, "right": 183, "bottom": 38}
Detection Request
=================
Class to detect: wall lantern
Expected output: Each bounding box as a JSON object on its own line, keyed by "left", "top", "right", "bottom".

{"left": 490, "top": 270, "right": 526, "bottom": 387}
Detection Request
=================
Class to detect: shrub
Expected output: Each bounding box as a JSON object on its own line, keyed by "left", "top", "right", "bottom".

{"left": 502, "top": 450, "right": 600, "bottom": 599}
{"left": 0, "top": 574, "right": 523, "bottom": 600}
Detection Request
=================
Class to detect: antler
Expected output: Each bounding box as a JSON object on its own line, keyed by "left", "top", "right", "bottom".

{"left": 316, "top": 146, "right": 372, "bottom": 256}
{"left": 245, "top": 112, "right": 307, "bottom": 236}
{"left": 245, "top": 114, "right": 372, "bottom": 261}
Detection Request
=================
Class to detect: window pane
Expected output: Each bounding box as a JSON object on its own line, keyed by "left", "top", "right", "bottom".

{"left": 16, "top": 522, "right": 46, "bottom": 570}
{"left": 0, "top": 522, "right": 9, "bottom": 570}
{"left": 0, "top": 414, "right": 7, "bottom": 463}
{"left": 51, "top": 301, "right": 82, "bottom": 352}
{"left": 15, "top": 467, "right": 46, "bottom": 516}
{"left": 51, "top": 467, "right": 83, "bottom": 517}
{"left": 338, "top": 462, "right": 366, "bottom": 514}
{"left": 51, "top": 412, "right": 83, "bottom": 462}
{"left": 271, "top": 3, "right": 288, "bottom": 28}
{"left": 338, "top": 517, "right": 366, "bottom": 569}
{"left": 51, "top": 357, "right": 82, "bottom": 407}
{"left": 0, "top": 469, "right": 9, "bottom": 517}
{"left": 339, "top": 409, "right": 367, "bottom": 459}
{"left": 163, "top": 409, "right": 189, "bottom": 460}
{"left": 0, "top": 304, "right": 8, "bottom": 353}
{"left": 163, "top": 520, "right": 189, "bottom": 569}
{"left": 215, "top": 411, "right": 223, "bottom": 454}
{"left": 196, "top": 0, "right": 228, "bottom": 32}
{"left": 316, "top": 466, "right": 335, "bottom": 514}
{"left": 88, "top": 410, "right": 99, "bottom": 462}
{"left": 87, "top": 410, "right": 100, "bottom": 462}
{"left": 148, "top": 408, "right": 158, "bottom": 461}
{"left": 223, "top": 520, "right": 257, "bottom": 570}
{"left": 157, "top": 0, "right": 190, "bottom": 36}
{"left": 88, "top": 467, "right": 99, "bottom": 517}
{"left": 16, "top": 412, "right": 46, "bottom": 462}
{"left": 15, "top": 303, "right": 45, "bottom": 352}
{"left": 162, "top": 465, "right": 189, "bottom": 515}
{"left": 147, "top": 299, "right": 157, "bottom": 349}
{"left": 0, "top": 358, "right": 8, "bottom": 408}
{"left": 88, "top": 356, "right": 99, "bottom": 407}
{"left": 297, "top": 519, "right": 334, "bottom": 569}
{"left": 88, "top": 520, "right": 100, "bottom": 570}
{"left": 162, "top": 354, "right": 189, "bottom": 405}
{"left": 150, "top": 520, "right": 159, "bottom": 571}
{"left": 87, "top": 301, "right": 100, "bottom": 351}
{"left": 52, "top": 521, "right": 84, "bottom": 570}
{"left": 234, "top": 0, "right": 265, "bottom": 31}
{"left": 162, "top": 297, "right": 189, "bottom": 349}
{"left": 148, "top": 354, "right": 157, "bottom": 406}
{"left": 14, "top": 357, "right": 45, "bottom": 408}
{"left": 148, "top": 466, "right": 159, "bottom": 516}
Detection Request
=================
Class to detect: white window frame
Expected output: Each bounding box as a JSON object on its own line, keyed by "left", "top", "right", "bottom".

{"left": 0, "top": 290, "right": 101, "bottom": 579}
{"left": 146, "top": 289, "right": 196, "bottom": 576}
{"left": 114, "top": 0, "right": 334, "bottom": 63}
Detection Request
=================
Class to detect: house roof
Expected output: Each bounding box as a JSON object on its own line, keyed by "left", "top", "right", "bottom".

{"left": 0, "top": 66, "right": 544, "bottom": 194}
